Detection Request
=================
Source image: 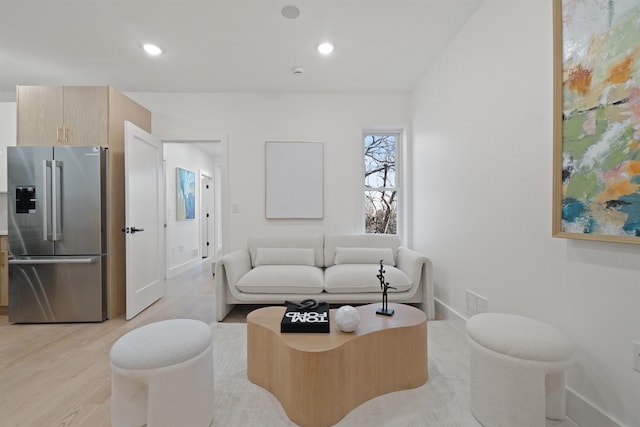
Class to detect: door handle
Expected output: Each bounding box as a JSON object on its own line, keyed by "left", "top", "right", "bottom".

{"left": 43, "top": 160, "right": 51, "bottom": 241}
{"left": 122, "top": 227, "right": 145, "bottom": 234}
{"left": 51, "top": 160, "right": 63, "bottom": 241}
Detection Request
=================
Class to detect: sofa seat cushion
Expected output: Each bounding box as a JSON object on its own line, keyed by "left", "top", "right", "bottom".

{"left": 236, "top": 265, "right": 324, "bottom": 294}
{"left": 324, "top": 264, "right": 412, "bottom": 293}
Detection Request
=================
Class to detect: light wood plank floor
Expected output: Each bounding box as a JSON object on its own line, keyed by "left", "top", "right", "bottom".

{"left": 0, "top": 262, "right": 579, "bottom": 427}
{"left": 0, "top": 261, "right": 215, "bottom": 427}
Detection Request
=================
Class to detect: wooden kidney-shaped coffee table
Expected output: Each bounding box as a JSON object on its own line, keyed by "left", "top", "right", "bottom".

{"left": 246, "top": 303, "right": 427, "bottom": 427}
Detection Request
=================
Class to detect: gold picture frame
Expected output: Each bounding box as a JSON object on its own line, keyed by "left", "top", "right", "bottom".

{"left": 553, "top": 0, "right": 640, "bottom": 244}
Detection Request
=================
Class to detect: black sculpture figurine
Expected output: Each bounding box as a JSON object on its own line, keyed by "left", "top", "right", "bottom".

{"left": 376, "top": 259, "right": 396, "bottom": 316}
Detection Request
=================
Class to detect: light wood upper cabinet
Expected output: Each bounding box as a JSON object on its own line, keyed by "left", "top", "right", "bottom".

{"left": 62, "top": 86, "right": 109, "bottom": 146}
{"left": 17, "top": 86, "right": 108, "bottom": 146}
{"left": 16, "top": 86, "right": 63, "bottom": 146}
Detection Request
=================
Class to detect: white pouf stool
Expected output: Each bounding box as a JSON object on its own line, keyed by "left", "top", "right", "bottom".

{"left": 466, "top": 313, "right": 573, "bottom": 427}
{"left": 110, "top": 319, "right": 214, "bottom": 427}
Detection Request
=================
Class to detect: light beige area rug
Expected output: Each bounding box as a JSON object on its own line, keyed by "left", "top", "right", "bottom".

{"left": 212, "top": 321, "right": 578, "bottom": 427}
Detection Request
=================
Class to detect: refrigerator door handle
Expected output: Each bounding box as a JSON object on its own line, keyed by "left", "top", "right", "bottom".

{"left": 51, "top": 160, "right": 63, "bottom": 241}
{"left": 9, "top": 257, "right": 99, "bottom": 265}
{"left": 42, "top": 160, "right": 51, "bottom": 241}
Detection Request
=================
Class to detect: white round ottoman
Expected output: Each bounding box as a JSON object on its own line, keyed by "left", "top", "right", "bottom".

{"left": 110, "top": 319, "right": 214, "bottom": 427}
{"left": 466, "top": 313, "right": 573, "bottom": 427}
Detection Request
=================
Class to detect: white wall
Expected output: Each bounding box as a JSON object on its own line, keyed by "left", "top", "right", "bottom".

{"left": 163, "top": 142, "right": 220, "bottom": 276}
{"left": 0, "top": 102, "right": 17, "bottom": 234}
{"left": 128, "top": 92, "right": 411, "bottom": 252}
{"left": 411, "top": 1, "right": 640, "bottom": 425}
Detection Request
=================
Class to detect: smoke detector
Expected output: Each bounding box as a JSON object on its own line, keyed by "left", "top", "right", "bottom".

{"left": 281, "top": 5, "right": 300, "bottom": 19}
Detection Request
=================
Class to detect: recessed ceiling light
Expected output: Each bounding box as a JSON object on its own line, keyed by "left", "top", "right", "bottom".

{"left": 143, "top": 43, "right": 162, "bottom": 56}
{"left": 281, "top": 5, "right": 300, "bottom": 19}
{"left": 317, "top": 42, "right": 334, "bottom": 55}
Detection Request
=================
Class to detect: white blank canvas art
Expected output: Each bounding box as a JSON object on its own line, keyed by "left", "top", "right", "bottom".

{"left": 265, "top": 141, "right": 323, "bottom": 219}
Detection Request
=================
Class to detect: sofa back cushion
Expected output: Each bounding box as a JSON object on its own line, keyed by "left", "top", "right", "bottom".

{"left": 248, "top": 235, "right": 324, "bottom": 267}
{"left": 324, "top": 234, "right": 401, "bottom": 267}
{"left": 334, "top": 247, "right": 395, "bottom": 266}
{"left": 254, "top": 248, "right": 315, "bottom": 266}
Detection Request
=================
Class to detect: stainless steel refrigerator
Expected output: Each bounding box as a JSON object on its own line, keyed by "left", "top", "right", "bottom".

{"left": 7, "top": 146, "right": 108, "bottom": 323}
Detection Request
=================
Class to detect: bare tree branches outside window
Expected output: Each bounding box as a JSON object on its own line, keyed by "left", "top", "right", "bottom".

{"left": 364, "top": 133, "right": 399, "bottom": 234}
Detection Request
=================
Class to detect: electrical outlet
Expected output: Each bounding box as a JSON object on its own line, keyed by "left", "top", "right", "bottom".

{"left": 634, "top": 341, "right": 640, "bottom": 373}
{"left": 476, "top": 296, "right": 489, "bottom": 314}
{"left": 466, "top": 290, "right": 489, "bottom": 316}
{"left": 232, "top": 203, "right": 239, "bottom": 213}
{"left": 466, "top": 290, "right": 476, "bottom": 316}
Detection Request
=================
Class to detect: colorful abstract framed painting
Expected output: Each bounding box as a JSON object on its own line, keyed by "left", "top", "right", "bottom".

{"left": 176, "top": 167, "right": 195, "bottom": 220}
{"left": 553, "top": 0, "right": 640, "bottom": 244}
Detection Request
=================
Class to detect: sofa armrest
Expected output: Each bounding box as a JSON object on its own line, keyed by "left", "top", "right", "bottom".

{"left": 397, "top": 247, "right": 435, "bottom": 320}
{"left": 214, "top": 250, "right": 252, "bottom": 321}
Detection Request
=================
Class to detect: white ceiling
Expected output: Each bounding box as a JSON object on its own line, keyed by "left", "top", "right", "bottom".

{"left": 0, "top": 0, "right": 484, "bottom": 95}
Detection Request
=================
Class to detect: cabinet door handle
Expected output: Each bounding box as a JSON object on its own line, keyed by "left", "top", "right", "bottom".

{"left": 56, "top": 125, "right": 62, "bottom": 142}
{"left": 63, "top": 126, "right": 69, "bottom": 142}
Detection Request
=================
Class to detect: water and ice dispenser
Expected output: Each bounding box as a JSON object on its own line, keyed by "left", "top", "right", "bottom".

{"left": 15, "top": 186, "right": 36, "bottom": 214}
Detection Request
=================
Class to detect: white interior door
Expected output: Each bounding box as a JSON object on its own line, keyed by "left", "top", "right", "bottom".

{"left": 124, "top": 121, "right": 164, "bottom": 320}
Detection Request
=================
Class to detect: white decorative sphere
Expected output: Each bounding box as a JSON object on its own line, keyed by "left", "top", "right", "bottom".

{"left": 335, "top": 305, "right": 360, "bottom": 333}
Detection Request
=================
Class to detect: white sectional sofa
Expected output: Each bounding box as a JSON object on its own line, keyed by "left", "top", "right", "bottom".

{"left": 214, "top": 233, "right": 434, "bottom": 321}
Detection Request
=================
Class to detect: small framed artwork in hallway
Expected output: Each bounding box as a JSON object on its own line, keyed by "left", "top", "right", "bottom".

{"left": 176, "top": 167, "right": 196, "bottom": 221}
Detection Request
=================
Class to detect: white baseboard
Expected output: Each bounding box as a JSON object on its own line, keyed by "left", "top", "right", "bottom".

{"left": 434, "top": 299, "right": 622, "bottom": 427}
{"left": 566, "top": 388, "right": 621, "bottom": 427}
{"left": 167, "top": 258, "right": 202, "bottom": 278}
{"left": 434, "top": 298, "right": 467, "bottom": 331}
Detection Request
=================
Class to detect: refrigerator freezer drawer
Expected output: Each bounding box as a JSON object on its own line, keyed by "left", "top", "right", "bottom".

{"left": 8, "top": 256, "right": 106, "bottom": 323}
